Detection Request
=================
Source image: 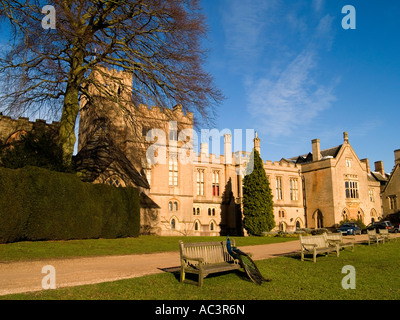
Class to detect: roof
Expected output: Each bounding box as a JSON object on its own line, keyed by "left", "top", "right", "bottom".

{"left": 287, "top": 145, "right": 343, "bottom": 164}
{"left": 140, "top": 192, "right": 161, "bottom": 209}
{"left": 74, "top": 131, "right": 150, "bottom": 189}
{"left": 370, "top": 171, "right": 389, "bottom": 183}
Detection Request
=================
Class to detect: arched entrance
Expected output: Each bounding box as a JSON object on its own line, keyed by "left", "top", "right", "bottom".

{"left": 313, "top": 209, "right": 324, "bottom": 228}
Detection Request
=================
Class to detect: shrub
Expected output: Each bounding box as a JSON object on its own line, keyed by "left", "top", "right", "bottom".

{"left": 0, "top": 128, "right": 73, "bottom": 173}
{"left": 242, "top": 150, "right": 275, "bottom": 236}
{"left": 0, "top": 166, "right": 140, "bottom": 243}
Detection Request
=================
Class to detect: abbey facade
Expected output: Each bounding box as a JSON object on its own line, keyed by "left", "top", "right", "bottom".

{"left": 1, "top": 68, "right": 397, "bottom": 236}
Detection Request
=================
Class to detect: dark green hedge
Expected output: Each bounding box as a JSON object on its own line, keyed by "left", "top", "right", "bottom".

{"left": 0, "top": 166, "right": 140, "bottom": 243}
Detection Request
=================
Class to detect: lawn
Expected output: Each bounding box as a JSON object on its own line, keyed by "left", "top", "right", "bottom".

{"left": 0, "top": 235, "right": 296, "bottom": 262}
{"left": 2, "top": 240, "right": 400, "bottom": 300}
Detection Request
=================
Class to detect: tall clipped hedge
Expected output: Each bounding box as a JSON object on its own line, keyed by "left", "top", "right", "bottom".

{"left": 0, "top": 166, "right": 140, "bottom": 243}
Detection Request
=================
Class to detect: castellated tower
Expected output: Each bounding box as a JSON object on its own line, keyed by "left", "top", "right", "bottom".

{"left": 78, "top": 67, "right": 134, "bottom": 156}
{"left": 78, "top": 67, "right": 194, "bottom": 171}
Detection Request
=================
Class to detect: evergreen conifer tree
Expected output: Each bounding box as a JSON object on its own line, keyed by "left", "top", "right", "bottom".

{"left": 242, "top": 149, "right": 275, "bottom": 235}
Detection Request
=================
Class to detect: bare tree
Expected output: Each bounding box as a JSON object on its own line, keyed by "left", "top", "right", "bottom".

{"left": 0, "top": 0, "right": 223, "bottom": 164}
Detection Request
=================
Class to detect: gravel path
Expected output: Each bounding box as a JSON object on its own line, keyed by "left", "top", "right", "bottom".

{"left": 0, "top": 234, "right": 376, "bottom": 296}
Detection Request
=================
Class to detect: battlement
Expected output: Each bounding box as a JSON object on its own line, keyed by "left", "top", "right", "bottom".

{"left": 264, "top": 159, "right": 298, "bottom": 169}
{"left": 135, "top": 103, "right": 193, "bottom": 124}
{"left": 0, "top": 114, "right": 60, "bottom": 126}
{"left": 0, "top": 114, "right": 59, "bottom": 144}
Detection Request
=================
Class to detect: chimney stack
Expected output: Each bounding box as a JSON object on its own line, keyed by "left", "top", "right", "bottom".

{"left": 200, "top": 143, "right": 209, "bottom": 163}
{"left": 361, "top": 158, "right": 371, "bottom": 173}
{"left": 224, "top": 134, "right": 232, "bottom": 165}
{"left": 375, "top": 161, "right": 385, "bottom": 176}
{"left": 312, "top": 139, "right": 321, "bottom": 162}
{"left": 343, "top": 132, "right": 349, "bottom": 143}
{"left": 395, "top": 149, "right": 400, "bottom": 166}
{"left": 200, "top": 143, "right": 208, "bottom": 156}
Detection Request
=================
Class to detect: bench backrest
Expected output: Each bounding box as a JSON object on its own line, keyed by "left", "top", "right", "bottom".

{"left": 300, "top": 234, "right": 328, "bottom": 249}
{"left": 326, "top": 233, "right": 342, "bottom": 242}
{"left": 379, "top": 229, "right": 389, "bottom": 235}
{"left": 367, "top": 229, "right": 376, "bottom": 236}
{"left": 179, "top": 240, "right": 236, "bottom": 265}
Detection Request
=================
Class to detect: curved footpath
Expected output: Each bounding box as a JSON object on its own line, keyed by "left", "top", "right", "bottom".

{"left": 0, "top": 234, "right": 387, "bottom": 296}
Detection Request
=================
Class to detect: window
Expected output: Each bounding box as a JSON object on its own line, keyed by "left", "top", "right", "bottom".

{"left": 210, "top": 221, "right": 215, "bottom": 231}
{"left": 346, "top": 159, "right": 352, "bottom": 168}
{"left": 196, "top": 169, "right": 205, "bottom": 196}
{"left": 342, "top": 209, "right": 349, "bottom": 221}
{"left": 290, "top": 178, "right": 299, "bottom": 201}
{"left": 169, "top": 129, "right": 177, "bottom": 141}
{"left": 194, "top": 221, "right": 199, "bottom": 231}
{"left": 345, "top": 181, "right": 359, "bottom": 199}
{"left": 171, "top": 219, "right": 176, "bottom": 230}
{"left": 278, "top": 210, "right": 285, "bottom": 218}
{"left": 169, "top": 157, "right": 178, "bottom": 187}
{"left": 193, "top": 207, "right": 201, "bottom": 215}
{"left": 169, "top": 201, "right": 178, "bottom": 211}
{"left": 276, "top": 177, "right": 283, "bottom": 200}
{"left": 357, "top": 210, "right": 363, "bottom": 221}
{"left": 389, "top": 195, "right": 398, "bottom": 210}
{"left": 212, "top": 171, "right": 220, "bottom": 196}
{"left": 105, "top": 176, "right": 125, "bottom": 188}
{"left": 208, "top": 208, "right": 216, "bottom": 216}
{"left": 369, "top": 189, "right": 374, "bottom": 202}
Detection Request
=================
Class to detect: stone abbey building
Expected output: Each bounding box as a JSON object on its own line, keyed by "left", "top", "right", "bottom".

{"left": 1, "top": 68, "right": 397, "bottom": 236}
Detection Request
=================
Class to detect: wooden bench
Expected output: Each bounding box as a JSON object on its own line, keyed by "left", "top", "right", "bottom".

{"left": 179, "top": 240, "right": 240, "bottom": 287}
{"left": 379, "top": 229, "right": 397, "bottom": 242}
{"left": 300, "top": 233, "right": 339, "bottom": 263}
{"left": 367, "top": 229, "right": 384, "bottom": 246}
{"left": 326, "top": 232, "right": 355, "bottom": 251}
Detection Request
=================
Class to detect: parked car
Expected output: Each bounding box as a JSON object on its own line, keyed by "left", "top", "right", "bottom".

{"left": 364, "top": 221, "right": 397, "bottom": 233}
{"left": 337, "top": 222, "right": 362, "bottom": 235}
{"left": 380, "top": 221, "right": 397, "bottom": 233}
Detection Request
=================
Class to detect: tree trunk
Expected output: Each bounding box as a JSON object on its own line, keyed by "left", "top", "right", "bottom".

{"left": 58, "top": 48, "right": 84, "bottom": 166}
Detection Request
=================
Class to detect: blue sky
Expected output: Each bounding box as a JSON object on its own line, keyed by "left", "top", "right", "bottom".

{"left": 200, "top": 0, "right": 400, "bottom": 172}
{"left": 0, "top": 1, "right": 399, "bottom": 172}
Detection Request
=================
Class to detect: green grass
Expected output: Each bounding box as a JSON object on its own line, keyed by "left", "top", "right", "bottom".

{"left": 3, "top": 241, "right": 400, "bottom": 300}
{"left": 0, "top": 235, "right": 296, "bottom": 262}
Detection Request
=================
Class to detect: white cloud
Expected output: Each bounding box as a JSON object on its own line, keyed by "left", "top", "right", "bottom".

{"left": 221, "top": 0, "right": 278, "bottom": 67}
{"left": 220, "top": 0, "right": 338, "bottom": 137}
{"left": 247, "top": 49, "right": 337, "bottom": 137}
{"left": 312, "top": 0, "right": 324, "bottom": 13}
{"left": 244, "top": 11, "right": 337, "bottom": 137}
